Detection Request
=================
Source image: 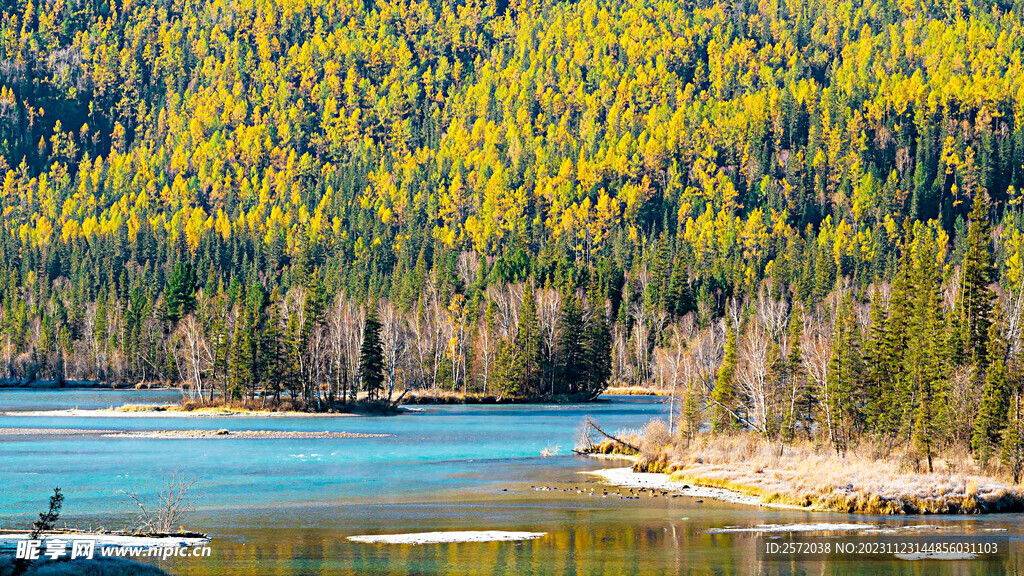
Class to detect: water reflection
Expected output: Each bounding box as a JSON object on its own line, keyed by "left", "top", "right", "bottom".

{"left": 156, "top": 489, "right": 1024, "bottom": 576}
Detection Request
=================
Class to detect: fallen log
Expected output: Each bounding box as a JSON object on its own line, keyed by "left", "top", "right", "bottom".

{"left": 585, "top": 416, "right": 640, "bottom": 453}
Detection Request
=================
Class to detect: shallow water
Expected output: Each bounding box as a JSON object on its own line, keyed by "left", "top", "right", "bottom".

{"left": 0, "top": 388, "right": 183, "bottom": 412}
{"left": 1, "top": 391, "right": 1023, "bottom": 575}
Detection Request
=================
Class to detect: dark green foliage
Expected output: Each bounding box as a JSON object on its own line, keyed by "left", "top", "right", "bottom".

{"left": 827, "top": 295, "right": 865, "bottom": 453}
{"left": 360, "top": 312, "right": 385, "bottom": 401}
{"left": 1001, "top": 393, "right": 1024, "bottom": 484}
{"left": 556, "top": 293, "right": 585, "bottom": 395}
{"left": 582, "top": 288, "right": 614, "bottom": 398}
{"left": 504, "top": 283, "right": 543, "bottom": 397}
{"left": 164, "top": 262, "right": 197, "bottom": 323}
{"left": 961, "top": 194, "right": 995, "bottom": 368}
{"left": 712, "top": 324, "right": 738, "bottom": 432}
{"left": 906, "top": 228, "right": 948, "bottom": 473}
{"left": 973, "top": 321, "right": 1010, "bottom": 465}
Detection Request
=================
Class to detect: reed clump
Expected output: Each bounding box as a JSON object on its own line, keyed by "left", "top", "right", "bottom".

{"left": 635, "top": 431, "right": 1024, "bottom": 514}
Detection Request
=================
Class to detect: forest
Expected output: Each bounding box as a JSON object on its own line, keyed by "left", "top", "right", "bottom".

{"left": 1, "top": 0, "right": 1024, "bottom": 458}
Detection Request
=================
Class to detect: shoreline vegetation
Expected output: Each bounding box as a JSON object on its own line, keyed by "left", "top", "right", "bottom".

{"left": 580, "top": 423, "right": 1024, "bottom": 515}
{"left": 602, "top": 387, "right": 671, "bottom": 396}
{"left": 401, "top": 388, "right": 604, "bottom": 405}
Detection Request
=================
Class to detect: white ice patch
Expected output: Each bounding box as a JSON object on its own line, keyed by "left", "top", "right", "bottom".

{"left": 705, "top": 523, "right": 875, "bottom": 534}
{"left": 347, "top": 531, "right": 546, "bottom": 544}
{"left": 585, "top": 467, "right": 786, "bottom": 508}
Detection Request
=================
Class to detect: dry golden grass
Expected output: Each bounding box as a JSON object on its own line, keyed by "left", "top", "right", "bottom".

{"left": 112, "top": 399, "right": 311, "bottom": 415}
{"left": 112, "top": 403, "right": 175, "bottom": 412}
{"left": 403, "top": 389, "right": 496, "bottom": 403}
{"left": 602, "top": 386, "right": 670, "bottom": 396}
{"left": 636, "top": 432, "right": 1024, "bottom": 514}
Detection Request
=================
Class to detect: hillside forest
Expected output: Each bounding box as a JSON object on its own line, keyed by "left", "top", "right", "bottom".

{"left": 3, "top": 0, "right": 1024, "bottom": 465}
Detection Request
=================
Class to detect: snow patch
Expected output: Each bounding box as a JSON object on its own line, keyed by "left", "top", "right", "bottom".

{"left": 347, "top": 531, "right": 546, "bottom": 544}
{"left": 705, "top": 523, "right": 875, "bottom": 534}
{"left": 585, "top": 467, "right": 804, "bottom": 509}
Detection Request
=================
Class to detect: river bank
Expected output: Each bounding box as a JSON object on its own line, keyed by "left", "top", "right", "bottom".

{"left": 586, "top": 466, "right": 808, "bottom": 509}
{"left": 619, "top": 429, "right": 1024, "bottom": 515}
{"left": 401, "top": 389, "right": 604, "bottom": 404}
{"left": 602, "top": 386, "right": 671, "bottom": 396}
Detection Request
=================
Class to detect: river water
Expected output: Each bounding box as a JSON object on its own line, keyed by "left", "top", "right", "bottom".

{"left": 0, "top": 390, "right": 1021, "bottom": 575}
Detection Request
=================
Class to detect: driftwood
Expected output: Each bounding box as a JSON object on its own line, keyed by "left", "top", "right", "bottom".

{"left": 585, "top": 416, "right": 640, "bottom": 453}
{"left": 390, "top": 389, "right": 409, "bottom": 408}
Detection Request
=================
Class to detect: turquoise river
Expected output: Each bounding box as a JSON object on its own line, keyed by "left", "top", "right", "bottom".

{"left": 1, "top": 390, "right": 1023, "bottom": 575}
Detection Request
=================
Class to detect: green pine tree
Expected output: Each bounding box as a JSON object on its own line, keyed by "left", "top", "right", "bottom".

{"left": 1000, "top": 392, "right": 1024, "bottom": 484}
{"left": 826, "top": 295, "right": 864, "bottom": 452}
{"left": 712, "top": 323, "right": 739, "bottom": 432}
{"left": 514, "top": 283, "right": 543, "bottom": 397}
{"left": 360, "top": 311, "right": 386, "bottom": 402}
{"left": 557, "top": 293, "right": 585, "bottom": 396}
{"left": 972, "top": 319, "right": 1010, "bottom": 466}
{"left": 228, "top": 309, "right": 251, "bottom": 402}
{"left": 163, "top": 261, "right": 197, "bottom": 323}
{"left": 582, "top": 285, "right": 613, "bottom": 398}
{"left": 907, "top": 227, "right": 948, "bottom": 473}
{"left": 961, "top": 193, "right": 995, "bottom": 368}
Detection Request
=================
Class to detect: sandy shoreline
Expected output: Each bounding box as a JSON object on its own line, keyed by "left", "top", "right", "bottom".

{"left": 586, "top": 467, "right": 809, "bottom": 510}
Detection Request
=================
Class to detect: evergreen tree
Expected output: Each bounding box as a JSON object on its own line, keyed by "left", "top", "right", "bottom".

{"left": 712, "top": 323, "right": 738, "bottom": 432}
{"left": 827, "top": 295, "right": 864, "bottom": 451}
{"left": 582, "top": 285, "right": 613, "bottom": 397}
{"left": 783, "top": 307, "right": 813, "bottom": 441}
{"left": 512, "top": 283, "right": 543, "bottom": 397}
{"left": 164, "top": 261, "right": 197, "bottom": 323}
{"left": 906, "top": 228, "right": 947, "bottom": 473}
{"left": 299, "top": 280, "right": 328, "bottom": 408}
{"left": 1000, "top": 392, "right": 1024, "bottom": 484}
{"left": 863, "top": 287, "right": 892, "bottom": 434}
{"left": 259, "top": 297, "right": 288, "bottom": 406}
{"left": 556, "top": 293, "right": 585, "bottom": 395}
{"left": 972, "top": 320, "right": 1010, "bottom": 465}
{"left": 665, "top": 256, "right": 693, "bottom": 316}
{"left": 960, "top": 193, "right": 995, "bottom": 368}
{"left": 881, "top": 246, "right": 915, "bottom": 437}
{"left": 360, "top": 312, "right": 386, "bottom": 402}
{"left": 228, "top": 309, "right": 251, "bottom": 402}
